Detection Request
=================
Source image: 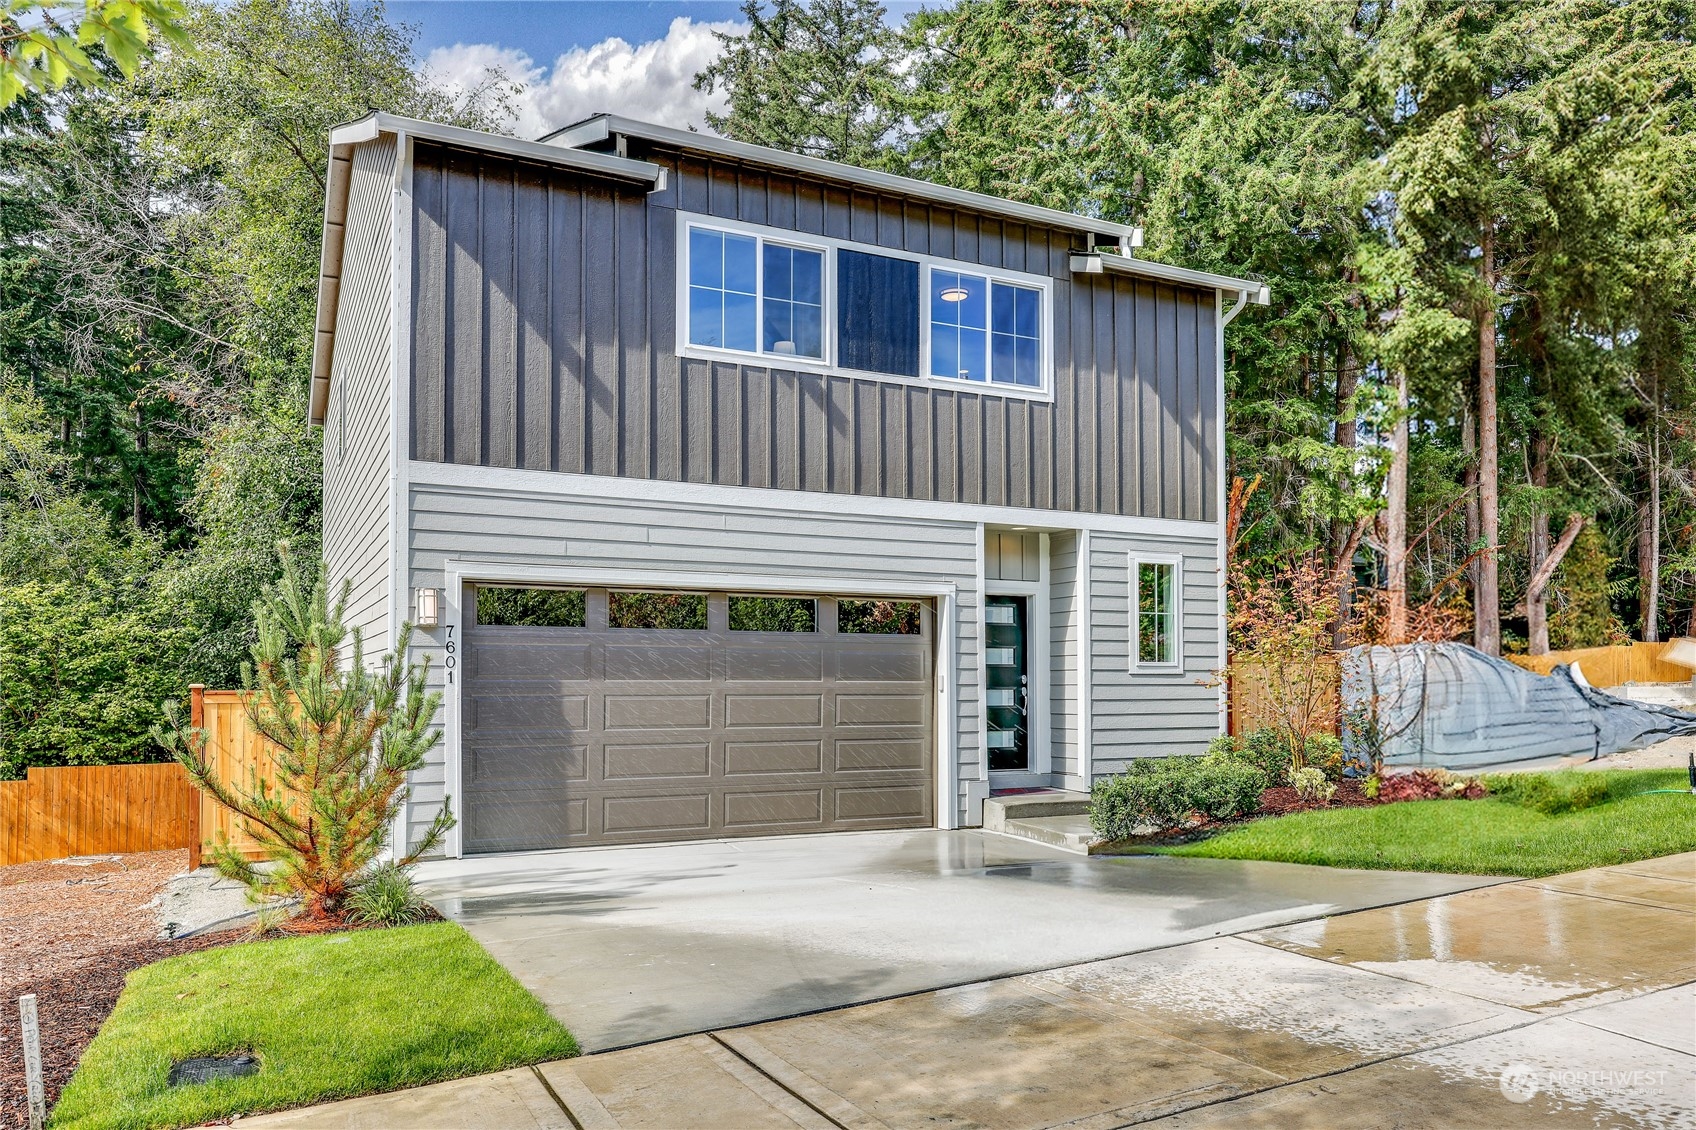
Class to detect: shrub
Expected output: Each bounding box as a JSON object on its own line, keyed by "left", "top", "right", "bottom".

{"left": 1205, "top": 729, "right": 1293, "bottom": 788}
{"left": 1378, "top": 768, "right": 1486, "bottom": 803}
{"left": 0, "top": 578, "right": 193, "bottom": 779}
{"left": 1092, "top": 757, "right": 1268, "bottom": 839}
{"left": 347, "top": 864, "right": 432, "bottom": 926}
{"left": 1362, "top": 774, "right": 1383, "bottom": 800}
{"left": 1481, "top": 773, "right": 1611, "bottom": 816}
{"left": 1291, "top": 766, "right": 1337, "bottom": 803}
{"left": 1304, "top": 733, "right": 1347, "bottom": 782}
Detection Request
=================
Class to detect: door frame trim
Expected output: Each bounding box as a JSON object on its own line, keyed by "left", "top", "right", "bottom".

{"left": 439, "top": 560, "right": 961, "bottom": 858}
{"left": 984, "top": 546, "right": 1051, "bottom": 779}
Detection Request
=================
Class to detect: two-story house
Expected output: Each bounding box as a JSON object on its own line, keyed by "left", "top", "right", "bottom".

{"left": 312, "top": 112, "right": 1266, "bottom": 859}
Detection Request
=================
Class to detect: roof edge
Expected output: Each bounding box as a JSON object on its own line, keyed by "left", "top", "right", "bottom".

{"left": 1069, "top": 253, "right": 1267, "bottom": 298}
{"left": 542, "top": 113, "right": 1141, "bottom": 244}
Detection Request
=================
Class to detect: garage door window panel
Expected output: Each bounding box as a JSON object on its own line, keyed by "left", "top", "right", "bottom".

{"left": 609, "top": 591, "right": 708, "bottom": 630}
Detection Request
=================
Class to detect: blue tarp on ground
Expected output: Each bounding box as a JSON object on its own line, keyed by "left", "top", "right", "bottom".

{"left": 1343, "top": 642, "right": 1696, "bottom": 770}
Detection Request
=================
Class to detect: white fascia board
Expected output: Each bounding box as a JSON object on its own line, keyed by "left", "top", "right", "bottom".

{"left": 1070, "top": 253, "right": 1266, "bottom": 298}
{"left": 407, "top": 459, "right": 1224, "bottom": 543}
{"left": 546, "top": 114, "right": 1139, "bottom": 244}
{"left": 332, "top": 113, "right": 664, "bottom": 186}
{"left": 308, "top": 113, "right": 664, "bottom": 428}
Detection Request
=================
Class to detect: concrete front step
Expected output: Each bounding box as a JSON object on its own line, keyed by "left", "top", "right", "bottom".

{"left": 1001, "top": 814, "right": 1099, "bottom": 855}
{"left": 981, "top": 790, "right": 1090, "bottom": 833}
{"left": 983, "top": 791, "right": 1099, "bottom": 854}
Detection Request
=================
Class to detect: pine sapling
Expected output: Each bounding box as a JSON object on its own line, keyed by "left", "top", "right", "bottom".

{"left": 156, "top": 545, "right": 452, "bottom": 922}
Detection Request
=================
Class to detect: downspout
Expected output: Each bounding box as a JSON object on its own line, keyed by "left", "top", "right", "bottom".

{"left": 1221, "top": 284, "right": 1268, "bottom": 328}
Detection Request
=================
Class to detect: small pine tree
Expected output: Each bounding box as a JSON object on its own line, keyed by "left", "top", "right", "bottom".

{"left": 157, "top": 545, "right": 452, "bottom": 922}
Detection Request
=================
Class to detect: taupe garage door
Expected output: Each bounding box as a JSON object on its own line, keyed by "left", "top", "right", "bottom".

{"left": 462, "top": 588, "right": 935, "bottom": 853}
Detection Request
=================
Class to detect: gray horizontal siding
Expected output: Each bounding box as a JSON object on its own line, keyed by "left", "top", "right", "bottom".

{"left": 322, "top": 139, "right": 395, "bottom": 655}
{"left": 1088, "top": 532, "right": 1224, "bottom": 773}
{"left": 1048, "top": 532, "right": 1080, "bottom": 781}
{"left": 399, "top": 480, "right": 986, "bottom": 849}
{"left": 408, "top": 141, "right": 1218, "bottom": 522}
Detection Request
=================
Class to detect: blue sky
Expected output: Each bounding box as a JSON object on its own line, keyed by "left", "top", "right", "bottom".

{"left": 391, "top": 2, "right": 748, "bottom": 62}
{"left": 388, "top": 1, "right": 930, "bottom": 139}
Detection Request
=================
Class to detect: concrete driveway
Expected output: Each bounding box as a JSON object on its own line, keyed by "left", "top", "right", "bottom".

{"left": 416, "top": 829, "right": 1501, "bottom": 1050}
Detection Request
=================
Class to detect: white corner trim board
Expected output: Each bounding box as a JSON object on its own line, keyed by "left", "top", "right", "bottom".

{"left": 406, "top": 460, "right": 1224, "bottom": 543}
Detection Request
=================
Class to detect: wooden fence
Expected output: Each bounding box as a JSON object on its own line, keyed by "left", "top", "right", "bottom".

{"left": 197, "top": 689, "right": 289, "bottom": 861}
{"left": 0, "top": 687, "right": 287, "bottom": 868}
{"left": 1228, "top": 658, "right": 1342, "bottom": 738}
{"left": 1505, "top": 640, "right": 1694, "bottom": 685}
{"left": 0, "top": 763, "right": 199, "bottom": 867}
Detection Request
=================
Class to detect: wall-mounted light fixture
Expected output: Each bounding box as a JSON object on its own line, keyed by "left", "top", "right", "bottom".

{"left": 413, "top": 587, "right": 441, "bottom": 628}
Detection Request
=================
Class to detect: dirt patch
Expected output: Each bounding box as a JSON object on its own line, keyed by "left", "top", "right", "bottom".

{"left": 0, "top": 851, "right": 242, "bottom": 1127}
{"left": 1257, "top": 778, "right": 1381, "bottom": 816}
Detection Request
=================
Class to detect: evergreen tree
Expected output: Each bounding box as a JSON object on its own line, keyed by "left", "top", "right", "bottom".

{"left": 696, "top": 0, "right": 904, "bottom": 166}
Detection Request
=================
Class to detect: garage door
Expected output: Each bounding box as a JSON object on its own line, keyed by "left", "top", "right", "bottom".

{"left": 461, "top": 587, "right": 935, "bottom": 853}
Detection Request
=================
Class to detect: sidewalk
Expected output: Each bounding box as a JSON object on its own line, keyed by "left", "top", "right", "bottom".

{"left": 241, "top": 852, "right": 1696, "bottom": 1129}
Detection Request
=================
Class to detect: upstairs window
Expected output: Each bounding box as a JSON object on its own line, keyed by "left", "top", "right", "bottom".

{"left": 687, "top": 225, "right": 823, "bottom": 359}
{"left": 681, "top": 217, "right": 1049, "bottom": 397}
{"left": 928, "top": 272, "right": 1042, "bottom": 387}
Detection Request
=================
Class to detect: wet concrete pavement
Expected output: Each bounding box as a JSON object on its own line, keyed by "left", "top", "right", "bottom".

{"left": 245, "top": 851, "right": 1695, "bottom": 1129}
{"left": 414, "top": 829, "right": 1503, "bottom": 1050}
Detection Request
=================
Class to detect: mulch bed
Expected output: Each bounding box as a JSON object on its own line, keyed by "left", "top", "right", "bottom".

{"left": 1098, "top": 779, "right": 1385, "bottom": 850}
{"left": 0, "top": 851, "right": 245, "bottom": 1127}
{"left": 1257, "top": 778, "right": 1381, "bottom": 816}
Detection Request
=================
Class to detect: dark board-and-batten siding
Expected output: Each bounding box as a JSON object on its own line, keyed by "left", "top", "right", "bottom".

{"left": 408, "top": 140, "right": 1218, "bottom": 522}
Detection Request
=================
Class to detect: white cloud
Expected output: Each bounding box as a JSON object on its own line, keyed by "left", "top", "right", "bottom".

{"left": 423, "top": 16, "right": 745, "bottom": 140}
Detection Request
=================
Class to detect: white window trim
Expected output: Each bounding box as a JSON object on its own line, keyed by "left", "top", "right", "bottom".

{"left": 674, "top": 211, "right": 1055, "bottom": 404}
{"left": 1130, "top": 553, "right": 1184, "bottom": 673}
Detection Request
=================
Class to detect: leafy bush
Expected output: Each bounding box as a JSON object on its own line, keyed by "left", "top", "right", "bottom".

{"left": 1481, "top": 773, "right": 1611, "bottom": 815}
{"left": 0, "top": 578, "right": 192, "bottom": 779}
{"left": 1205, "top": 729, "right": 1292, "bottom": 787}
{"left": 1092, "top": 757, "right": 1268, "bottom": 839}
{"left": 347, "top": 864, "right": 432, "bottom": 926}
{"left": 1304, "top": 733, "right": 1347, "bottom": 781}
{"left": 1378, "top": 768, "right": 1486, "bottom": 803}
{"left": 1291, "top": 766, "right": 1337, "bottom": 802}
{"left": 1362, "top": 774, "right": 1383, "bottom": 800}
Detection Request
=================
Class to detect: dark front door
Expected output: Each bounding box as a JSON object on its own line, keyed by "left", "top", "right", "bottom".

{"left": 984, "top": 595, "right": 1029, "bottom": 772}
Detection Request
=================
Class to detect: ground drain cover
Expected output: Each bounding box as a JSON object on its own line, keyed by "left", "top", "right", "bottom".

{"left": 168, "top": 1054, "right": 259, "bottom": 1086}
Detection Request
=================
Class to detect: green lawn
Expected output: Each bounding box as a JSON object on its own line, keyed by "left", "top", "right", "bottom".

{"left": 52, "top": 922, "right": 577, "bottom": 1129}
{"left": 1155, "top": 768, "right": 1696, "bottom": 877}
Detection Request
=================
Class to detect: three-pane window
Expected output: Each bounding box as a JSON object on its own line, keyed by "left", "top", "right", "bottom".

{"left": 683, "top": 220, "right": 1047, "bottom": 394}
{"left": 1134, "top": 560, "right": 1179, "bottom": 668}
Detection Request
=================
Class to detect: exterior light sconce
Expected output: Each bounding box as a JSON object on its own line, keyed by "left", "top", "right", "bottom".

{"left": 414, "top": 587, "right": 441, "bottom": 628}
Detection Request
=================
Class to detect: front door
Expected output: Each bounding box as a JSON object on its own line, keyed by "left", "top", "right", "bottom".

{"left": 984, "top": 595, "right": 1029, "bottom": 772}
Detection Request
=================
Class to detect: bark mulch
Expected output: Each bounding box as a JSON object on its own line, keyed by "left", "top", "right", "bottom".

{"left": 0, "top": 851, "right": 242, "bottom": 1128}
{"left": 1256, "top": 778, "right": 1381, "bottom": 817}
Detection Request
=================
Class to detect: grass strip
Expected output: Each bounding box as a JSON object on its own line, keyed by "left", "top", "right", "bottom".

{"left": 52, "top": 922, "right": 576, "bottom": 1129}
{"left": 1155, "top": 768, "right": 1696, "bottom": 877}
